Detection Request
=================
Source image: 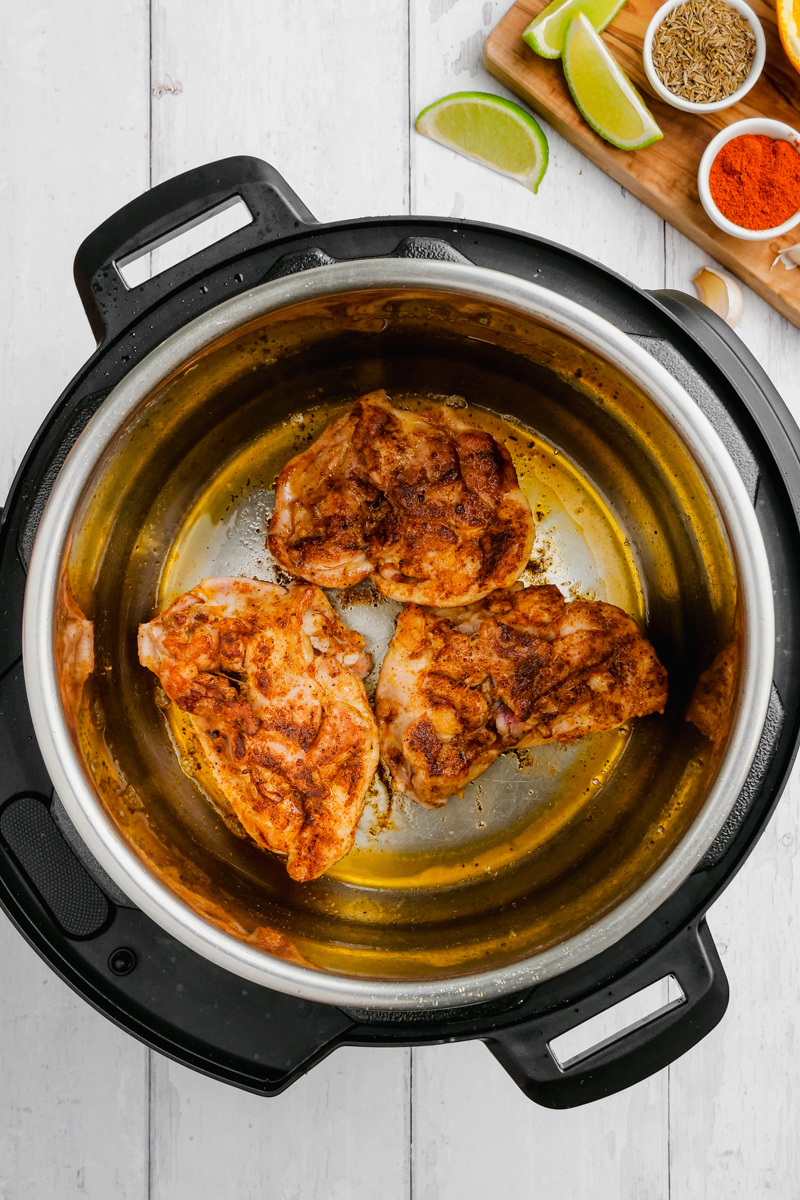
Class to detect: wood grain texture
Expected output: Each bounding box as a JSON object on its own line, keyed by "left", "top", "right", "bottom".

{"left": 484, "top": 0, "right": 800, "bottom": 328}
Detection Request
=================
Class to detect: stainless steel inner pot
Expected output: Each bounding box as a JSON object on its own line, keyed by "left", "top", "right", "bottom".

{"left": 23, "top": 259, "right": 774, "bottom": 1009}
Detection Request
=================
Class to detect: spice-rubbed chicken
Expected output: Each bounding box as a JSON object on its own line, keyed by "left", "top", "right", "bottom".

{"left": 138, "top": 577, "right": 378, "bottom": 881}
{"left": 268, "top": 390, "right": 535, "bottom": 607}
{"left": 56, "top": 575, "right": 94, "bottom": 731}
{"left": 376, "top": 584, "right": 668, "bottom": 807}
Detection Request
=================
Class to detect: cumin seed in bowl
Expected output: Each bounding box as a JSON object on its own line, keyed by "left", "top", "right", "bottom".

{"left": 642, "top": 0, "right": 762, "bottom": 114}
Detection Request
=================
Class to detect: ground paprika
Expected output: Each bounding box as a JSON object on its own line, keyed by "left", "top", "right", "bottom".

{"left": 709, "top": 133, "right": 800, "bottom": 230}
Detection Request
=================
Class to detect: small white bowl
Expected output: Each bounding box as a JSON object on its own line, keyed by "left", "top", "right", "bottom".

{"left": 643, "top": 0, "right": 765, "bottom": 114}
{"left": 697, "top": 118, "right": 800, "bottom": 240}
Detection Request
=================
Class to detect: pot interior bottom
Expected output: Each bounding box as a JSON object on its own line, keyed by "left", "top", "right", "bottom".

{"left": 65, "top": 300, "right": 737, "bottom": 983}
{"left": 159, "top": 400, "right": 642, "bottom": 892}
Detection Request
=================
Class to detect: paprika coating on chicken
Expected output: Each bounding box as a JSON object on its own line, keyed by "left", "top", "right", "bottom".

{"left": 376, "top": 584, "right": 668, "bottom": 807}
{"left": 56, "top": 574, "right": 94, "bottom": 732}
{"left": 268, "top": 390, "right": 535, "bottom": 607}
{"left": 138, "top": 577, "right": 378, "bottom": 881}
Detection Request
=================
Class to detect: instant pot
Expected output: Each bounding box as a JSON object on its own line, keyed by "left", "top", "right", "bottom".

{"left": 1, "top": 156, "right": 798, "bottom": 1109}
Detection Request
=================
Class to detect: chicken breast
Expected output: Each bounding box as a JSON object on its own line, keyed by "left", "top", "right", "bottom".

{"left": 376, "top": 584, "right": 668, "bottom": 807}
{"left": 138, "top": 577, "right": 378, "bottom": 881}
{"left": 686, "top": 641, "right": 738, "bottom": 743}
{"left": 56, "top": 574, "right": 94, "bottom": 731}
{"left": 268, "top": 390, "right": 535, "bottom": 607}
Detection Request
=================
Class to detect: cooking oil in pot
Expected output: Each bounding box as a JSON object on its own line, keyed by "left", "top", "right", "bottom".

{"left": 156, "top": 397, "right": 646, "bottom": 891}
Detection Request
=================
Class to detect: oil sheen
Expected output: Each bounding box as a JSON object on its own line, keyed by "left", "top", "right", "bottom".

{"left": 157, "top": 397, "right": 645, "bottom": 892}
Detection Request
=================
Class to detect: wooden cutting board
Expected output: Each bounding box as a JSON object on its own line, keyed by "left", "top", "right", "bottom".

{"left": 484, "top": 0, "right": 800, "bottom": 329}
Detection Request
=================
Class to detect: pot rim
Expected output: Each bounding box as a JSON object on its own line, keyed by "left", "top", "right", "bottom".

{"left": 22, "top": 258, "right": 774, "bottom": 1010}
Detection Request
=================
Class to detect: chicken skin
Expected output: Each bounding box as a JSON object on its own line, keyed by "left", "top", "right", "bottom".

{"left": 268, "top": 390, "right": 535, "bottom": 607}
{"left": 138, "top": 577, "right": 378, "bottom": 881}
{"left": 376, "top": 584, "right": 668, "bottom": 807}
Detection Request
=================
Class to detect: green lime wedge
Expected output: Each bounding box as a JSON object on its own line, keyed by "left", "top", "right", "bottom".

{"left": 562, "top": 14, "right": 662, "bottom": 150}
{"left": 523, "top": 0, "right": 627, "bottom": 59}
{"left": 416, "top": 92, "right": 549, "bottom": 193}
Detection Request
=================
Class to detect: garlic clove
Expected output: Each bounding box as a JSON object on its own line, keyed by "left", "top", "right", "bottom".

{"left": 692, "top": 266, "right": 744, "bottom": 328}
{"left": 771, "top": 243, "right": 800, "bottom": 270}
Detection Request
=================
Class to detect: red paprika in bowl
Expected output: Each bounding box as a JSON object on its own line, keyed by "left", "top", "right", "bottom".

{"left": 698, "top": 117, "right": 800, "bottom": 240}
{"left": 710, "top": 134, "right": 800, "bottom": 230}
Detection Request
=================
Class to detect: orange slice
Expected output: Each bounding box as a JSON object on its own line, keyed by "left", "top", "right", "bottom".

{"left": 778, "top": 0, "right": 800, "bottom": 74}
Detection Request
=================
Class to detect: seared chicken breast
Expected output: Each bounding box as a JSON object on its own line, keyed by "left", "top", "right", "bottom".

{"left": 138, "top": 577, "right": 378, "bottom": 881}
{"left": 268, "top": 390, "right": 534, "bottom": 607}
{"left": 687, "top": 642, "right": 738, "bottom": 743}
{"left": 56, "top": 575, "right": 94, "bottom": 730}
{"left": 376, "top": 584, "right": 668, "bottom": 807}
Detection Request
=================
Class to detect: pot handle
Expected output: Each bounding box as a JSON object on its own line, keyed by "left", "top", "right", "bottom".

{"left": 74, "top": 156, "right": 317, "bottom": 345}
{"left": 648, "top": 289, "right": 800, "bottom": 460}
{"left": 485, "top": 919, "right": 728, "bottom": 1109}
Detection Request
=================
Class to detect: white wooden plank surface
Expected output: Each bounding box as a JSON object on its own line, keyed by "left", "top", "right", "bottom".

{"left": 0, "top": 5, "right": 151, "bottom": 1199}
{"left": 0, "top": 1, "right": 151, "bottom": 489}
{"left": 150, "top": 0, "right": 410, "bottom": 218}
{"left": 412, "top": 1041, "right": 669, "bottom": 1198}
{"left": 150, "top": 1048, "right": 411, "bottom": 1200}
{"left": 1, "top": 2, "right": 800, "bottom": 1197}
{"left": 0, "top": 925, "right": 149, "bottom": 1200}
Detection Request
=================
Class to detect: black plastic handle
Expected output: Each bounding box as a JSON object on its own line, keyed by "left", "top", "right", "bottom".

{"left": 74, "top": 156, "right": 317, "bottom": 345}
{"left": 486, "top": 919, "right": 728, "bottom": 1108}
{"left": 649, "top": 289, "right": 800, "bottom": 469}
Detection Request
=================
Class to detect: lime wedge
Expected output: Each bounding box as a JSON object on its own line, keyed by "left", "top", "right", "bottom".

{"left": 563, "top": 14, "right": 662, "bottom": 150}
{"left": 523, "top": 0, "right": 627, "bottom": 59}
{"left": 416, "top": 92, "right": 549, "bottom": 193}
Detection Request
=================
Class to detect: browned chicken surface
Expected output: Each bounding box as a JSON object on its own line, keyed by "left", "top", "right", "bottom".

{"left": 376, "top": 584, "right": 668, "bottom": 807}
{"left": 138, "top": 577, "right": 378, "bottom": 881}
{"left": 56, "top": 574, "right": 94, "bottom": 731}
{"left": 268, "top": 390, "right": 534, "bottom": 607}
{"left": 686, "top": 642, "right": 738, "bottom": 743}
